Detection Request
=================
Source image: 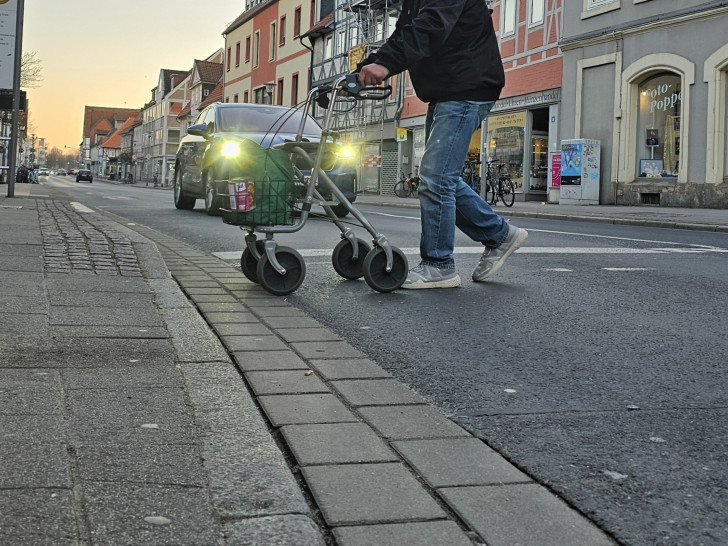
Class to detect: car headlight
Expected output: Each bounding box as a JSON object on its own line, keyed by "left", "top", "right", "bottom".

{"left": 336, "top": 145, "right": 356, "bottom": 161}
{"left": 221, "top": 141, "right": 240, "bottom": 158}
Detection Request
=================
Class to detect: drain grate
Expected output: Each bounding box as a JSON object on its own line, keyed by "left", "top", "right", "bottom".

{"left": 640, "top": 192, "right": 661, "bottom": 205}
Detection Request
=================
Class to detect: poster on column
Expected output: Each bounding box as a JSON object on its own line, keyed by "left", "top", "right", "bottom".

{"left": 0, "top": 0, "right": 17, "bottom": 90}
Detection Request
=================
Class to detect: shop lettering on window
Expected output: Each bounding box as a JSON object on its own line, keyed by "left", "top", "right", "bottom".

{"left": 642, "top": 83, "right": 682, "bottom": 114}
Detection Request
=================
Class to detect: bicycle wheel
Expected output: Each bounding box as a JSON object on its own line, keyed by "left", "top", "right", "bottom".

{"left": 500, "top": 178, "right": 515, "bottom": 207}
{"left": 394, "top": 181, "right": 410, "bottom": 198}
{"left": 471, "top": 175, "right": 481, "bottom": 196}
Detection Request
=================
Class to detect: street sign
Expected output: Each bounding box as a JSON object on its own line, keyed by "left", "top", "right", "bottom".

{"left": 396, "top": 127, "right": 408, "bottom": 142}
{"left": 146, "top": 154, "right": 151, "bottom": 159}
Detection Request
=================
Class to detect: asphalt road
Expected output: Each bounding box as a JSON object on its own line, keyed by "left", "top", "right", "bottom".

{"left": 45, "top": 176, "right": 728, "bottom": 545}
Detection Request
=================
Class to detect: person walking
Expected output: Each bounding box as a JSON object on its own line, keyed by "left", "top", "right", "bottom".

{"left": 357, "top": 0, "right": 528, "bottom": 289}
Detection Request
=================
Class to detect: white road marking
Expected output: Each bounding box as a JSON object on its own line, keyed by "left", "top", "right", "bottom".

{"left": 544, "top": 268, "right": 573, "bottom": 272}
{"left": 212, "top": 245, "right": 726, "bottom": 261}
{"left": 69, "top": 202, "right": 95, "bottom": 213}
{"left": 602, "top": 268, "right": 655, "bottom": 272}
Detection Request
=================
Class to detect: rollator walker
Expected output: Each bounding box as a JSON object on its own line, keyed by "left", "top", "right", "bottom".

{"left": 220, "top": 74, "right": 409, "bottom": 296}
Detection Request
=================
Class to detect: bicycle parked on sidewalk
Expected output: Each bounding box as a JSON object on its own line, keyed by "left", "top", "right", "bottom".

{"left": 483, "top": 158, "right": 515, "bottom": 207}
{"left": 393, "top": 170, "right": 420, "bottom": 198}
{"left": 461, "top": 160, "right": 481, "bottom": 194}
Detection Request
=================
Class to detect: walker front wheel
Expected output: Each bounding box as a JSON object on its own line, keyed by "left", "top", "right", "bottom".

{"left": 362, "top": 246, "right": 408, "bottom": 293}
{"left": 241, "top": 240, "right": 266, "bottom": 283}
{"left": 257, "top": 246, "right": 306, "bottom": 296}
{"left": 332, "top": 238, "right": 371, "bottom": 280}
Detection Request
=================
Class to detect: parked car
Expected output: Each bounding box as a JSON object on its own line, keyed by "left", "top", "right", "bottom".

{"left": 173, "top": 102, "right": 357, "bottom": 217}
{"left": 76, "top": 169, "right": 93, "bottom": 183}
{"left": 38, "top": 167, "right": 49, "bottom": 176}
{"left": 58, "top": 169, "right": 67, "bottom": 176}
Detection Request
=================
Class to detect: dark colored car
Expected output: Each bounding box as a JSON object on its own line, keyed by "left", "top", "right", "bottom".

{"left": 173, "top": 103, "right": 357, "bottom": 217}
{"left": 76, "top": 169, "right": 93, "bottom": 183}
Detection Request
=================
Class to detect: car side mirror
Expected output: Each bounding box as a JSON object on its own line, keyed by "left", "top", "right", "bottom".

{"left": 187, "top": 123, "right": 211, "bottom": 138}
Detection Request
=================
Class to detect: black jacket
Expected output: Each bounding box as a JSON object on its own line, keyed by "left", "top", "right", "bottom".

{"left": 360, "top": 0, "right": 505, "bottom": 103}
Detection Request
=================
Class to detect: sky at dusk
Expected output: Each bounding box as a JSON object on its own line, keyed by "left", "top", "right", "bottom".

{"left": 23, "top": 1, "right": 247, "bottom": 151}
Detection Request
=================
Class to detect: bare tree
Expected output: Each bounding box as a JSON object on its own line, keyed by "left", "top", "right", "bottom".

{"left": 20, "top": 51, "right": 43, "bottom": 88}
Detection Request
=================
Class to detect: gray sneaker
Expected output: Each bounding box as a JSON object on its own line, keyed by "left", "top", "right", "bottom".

{"left": 472, "top": 225, "right": 528, "bottom": 282}
{"left": 401, "top": 263, "right": 461, "bottom": 289}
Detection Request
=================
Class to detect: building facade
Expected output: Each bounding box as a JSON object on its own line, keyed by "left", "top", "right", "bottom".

{"left": 560, "top": 0, "right": 728, "bottom": 207}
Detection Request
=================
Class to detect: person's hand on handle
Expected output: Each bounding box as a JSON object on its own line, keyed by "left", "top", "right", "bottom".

{"left": 358, "top": 63, "right": 390, "bottom": 87}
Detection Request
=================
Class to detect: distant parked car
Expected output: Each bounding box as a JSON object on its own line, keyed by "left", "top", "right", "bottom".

{"left": 58, "top": 169, "right": 67, "bottom": 176}
{"left": 76, "top": 169, "right": 93, "bottom": 183}
{"left": 173, "top": 102, "right": 357, "bottom": 217}
{"left": 38, "top": 167, "right": 49, "bottom": 176}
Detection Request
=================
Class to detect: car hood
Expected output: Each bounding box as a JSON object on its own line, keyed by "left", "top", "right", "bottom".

{"left": 216, "top": 131, "right": 321, "bottom": 148}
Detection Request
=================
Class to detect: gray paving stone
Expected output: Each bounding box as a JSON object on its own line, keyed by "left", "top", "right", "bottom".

{"left": 213, "top": 323, "right": 271, "bottom": 336}
{"left": 0, "top": 337, "right": 175, "bottom": 367}
{"left": 276, "top": 327, "right": 342, "bottom": 343}
{"left": 0, "top": 295, "right": 47, "bottom": 313}
{"left": 261, "top": 316, "right": 324, "bottom": 329}
{"left": 245, "top": 370, "right": 329, "bottom": 395}
{"left": 253, "top": 307, "right": 308, "bottom": 318}
{"left": 46, "top": 276, "right": 149, "bottom": 293}
{"left": 180, "top": 362, "right": 312, "bottom": 518}
{"left": 258, "top": 394, "right": 359, "bottom": 426}
{"left": 0, "top": 243, "right": 42, "bottom": 256}
{"left": 76, "top": 442, "right": 205, "bottom": 486}
{"left": 301, "top": 463, "right": 446, "bottom": 525}
{"left": 49, "top": 306, "right": 162, "bottom": 327}
{"left": 392, "top": 437, "right": 532, "bottom": 488}
{"left": 232, "top": 350, "right": 309, "bottom": 371}
{"left": 281, "top": 423, "right": 398, "bottom": 465}
{"left": 196, "top": 302, "right": 249, "bottom": 313}
{"left": 0, "top": 369, "right": 63, "bottom": 415}
{"left": 0, "top": 255, "right": 43, "bottom": 271}
{"left": 0, "top": 439, "right": 70, "bottom": 488}
{"left": 291, "top": 341, "right": 367, "bottom": 360}
{"left": 180, "top": 287, "right": 229, "bottom": 295}
{"left": 48, "top": 291, "right": 154, "bottom": 308}
{"left": 0, "top": 489, "right": 77, "bottom": 546}
{"left": 357, "top": 405, "right": 470, "bottom": 440}
{"left": 238, "top": 297, "right": 294, "bottom": 307}
{"left": 223, "top": 514, "right": 326, "bottom": 546}
{"left": 67, "top": 388, "right": 196, "bottom": 443}
{"left": 203, "top": 311, "right": 259, "bottom": 323}
{"left": 439, "top": 483, "right": 616, "bottom": 546}
{"left": 162, "top": 308, "right": 229, "bottom": 363}
{"left": 82, "top": 482, "right": 218, "bottom": 546}
{"left": 63, "top": 365, "right": 183, "bottom": 389}
{"left": 309, "top": 359, "right": 393, "bottom": 380}
{"left": 0, "top": 313, "right": 48, "bottom": 335}
{"left": 49, "top": 325, "right": 169, "bottom": 339}
{"left": 331, "top": 378, "right": 425, "bottom": 406}
{"left": 222, "top": 335, "right": 289, "bottom": 352}
{"left": 189, "top": 293, "right": 239, "bottom": 304}
{"left": 333, "top": 521, "right": 474, "bottom": 546}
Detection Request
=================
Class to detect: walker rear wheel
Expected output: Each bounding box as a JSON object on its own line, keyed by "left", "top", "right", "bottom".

{"left": 362, "top": 246, "right": 408, "bottom": 293}
{"left": 257, "top": 246, "right": 306, "bottom": 296}
{"left": 332, "top": 238, "right": 371, "bottom": 280}
{"left": 241, "top": 240, "right": 266, "bottom": 283}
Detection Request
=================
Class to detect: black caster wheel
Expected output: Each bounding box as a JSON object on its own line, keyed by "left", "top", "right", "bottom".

{"left": 241, "top": 240, "right": 266, "bottom": 283}
{"left": 362, "top": 246, "right": 408, "bottom": 293}
{"left": 332, "top": 238, "right": 371, "bottom": 280}
{"left": 256, "top": 246, "right": 306, "bottom": 296}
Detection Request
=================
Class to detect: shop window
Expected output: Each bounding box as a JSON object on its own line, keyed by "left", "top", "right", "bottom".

{"left": 636, "top": 72, "right": 681, "bottom": 178}
{"left": 486, "top": 112, "right": 526, "bottom": 191}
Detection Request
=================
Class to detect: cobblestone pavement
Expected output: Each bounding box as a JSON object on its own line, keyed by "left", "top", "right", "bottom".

{"left": 37, "top": 200, "right": 141, "bottom": 276}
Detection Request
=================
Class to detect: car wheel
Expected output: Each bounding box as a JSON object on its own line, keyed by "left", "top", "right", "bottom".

{"left": 204, "top": 170, "right": 222, "bottom": 216}
{"left": 174, "top": 165, "right": 196, "bottom": 210}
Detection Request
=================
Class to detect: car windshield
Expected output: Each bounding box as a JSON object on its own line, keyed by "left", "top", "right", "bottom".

{"left": 218, "top": 106, "right": 321, "bottom": 137}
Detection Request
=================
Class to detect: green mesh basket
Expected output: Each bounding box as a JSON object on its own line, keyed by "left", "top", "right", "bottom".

{"left": 219, "top": 140, "right": 298, "bottom": 227}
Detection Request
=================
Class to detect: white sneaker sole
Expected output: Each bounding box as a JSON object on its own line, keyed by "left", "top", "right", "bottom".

{"left": 472, "top": 228, "right": 528, "bottom": 282}
{"left": 401, "top": 275, "right": 462, "bottom": 290}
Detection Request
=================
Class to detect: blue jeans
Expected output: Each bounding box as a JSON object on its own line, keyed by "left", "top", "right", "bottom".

{"left": 417, "top": 101, "right": 508, "bottom": 268}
